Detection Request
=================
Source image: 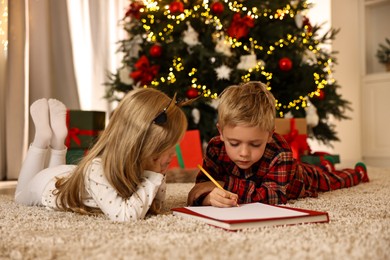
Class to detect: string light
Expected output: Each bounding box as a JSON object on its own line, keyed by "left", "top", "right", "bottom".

{"left": 138, "top": 0, "right": 331, "bottom": 112}
{"left": 0, "top": 0, "right": 7, "bottom": 54}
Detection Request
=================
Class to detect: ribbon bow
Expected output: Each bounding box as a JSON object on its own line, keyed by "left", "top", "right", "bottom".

{"left": 130, "top": 55, "right": 160, "bottom": 86}
{"left": 284, "top": 119, "right": 299, "bottom": 144}
{"left": 227, "top": 13, "right": 254, "bottom": 39}
{"left": 67, "top": 127, "right": 82, "bottom": 147}
{"left": 125, "top": 2, "right": 145, "bottom": 19}
{"left": 283, "top": 119, "right": 309, "bottom": 160}
{"left": 65, "top": 111, "right": 101, "bottom": 148}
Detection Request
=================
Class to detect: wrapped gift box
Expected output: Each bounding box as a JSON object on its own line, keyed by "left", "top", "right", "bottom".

{"left": 275, "top": 118, "right": 307, "bottom": 135}
{"left": 301, "top": 152, "right": 340, "bottom": 165}
{"left": 275, "top": 118, "right": 310, "bottom": 160}
{"left": 169, "top": 130, "right": 203, "bottom": 169}
{"left": 65, "top": 110, "right": 105, "bottom": 165}
{"left": 65, "top": 110, "right": 106, "bottom": 149}
{"left": 66, "top": 149, "right": 88, "bottom": 165}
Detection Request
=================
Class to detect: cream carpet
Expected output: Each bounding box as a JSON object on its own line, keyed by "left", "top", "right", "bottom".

{"left": 1, "top": 167, "right": 389, "bottom": 260}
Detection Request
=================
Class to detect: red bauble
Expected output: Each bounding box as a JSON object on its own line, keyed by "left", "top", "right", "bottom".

{"left": 211, "top": 2, "right": 224, "bottom": 15}
{"left": 316, "top": 90, "right": 325, "bottom": 100}
{"left": 169, "top": 1, "right": 184, "bottom": 14}
{"left": 186, "top": 88, "right": 199, "bottom": 99}
{"left": 149, "top": 44, "right": 162, "bottom": 57}
{"left": 279, "top": 57, "right": 293, "bottom": 71}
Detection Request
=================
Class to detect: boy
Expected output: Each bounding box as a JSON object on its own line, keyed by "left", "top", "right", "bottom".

{"left": 187, "top": 81, "right": 368, "bottom": 207}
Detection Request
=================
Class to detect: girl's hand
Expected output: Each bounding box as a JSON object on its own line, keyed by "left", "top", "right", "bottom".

{"left": 145, "top": 157, "right": 168, "bottom": 175}
{"left": 145, "top": 146, "right": 176, "bottom": 175}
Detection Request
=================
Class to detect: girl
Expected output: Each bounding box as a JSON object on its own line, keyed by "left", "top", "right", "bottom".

{"left": 15, "top": 88, "right": 188, "bottom": 221}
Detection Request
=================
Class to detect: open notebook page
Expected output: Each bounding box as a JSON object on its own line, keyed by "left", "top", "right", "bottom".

{"left": 186, "top": 203, "right": 308, "bottom": 221}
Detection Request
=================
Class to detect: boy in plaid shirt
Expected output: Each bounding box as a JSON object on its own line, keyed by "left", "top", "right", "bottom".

{"left": 187, "top": 81, "right": 369, "bottom": 207}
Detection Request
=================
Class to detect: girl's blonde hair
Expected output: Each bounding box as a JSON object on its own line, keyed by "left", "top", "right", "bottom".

{"left": 54, "top": 88, "right": 188, "bottom": 215}
{"left": 218, "top": 81, "right": 276, "bottom": 132}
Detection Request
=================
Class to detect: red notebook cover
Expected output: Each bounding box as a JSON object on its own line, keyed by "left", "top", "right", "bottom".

{"left": 172, "top": 203, "right": 329, "bottom": 230}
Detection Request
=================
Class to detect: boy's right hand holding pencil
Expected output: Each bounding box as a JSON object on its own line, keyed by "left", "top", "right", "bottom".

{"left": 203, "top": 186, "right": 239, "bottom": 207}
{"left": 187, "top": 165, "right": 239, "bottom": 207}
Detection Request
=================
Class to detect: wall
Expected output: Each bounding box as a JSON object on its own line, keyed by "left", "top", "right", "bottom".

{"left": 330, "top": 0, "right": 363, "bottom": 167}
{"left": 305, "top": 1, "right": 362, "bottom": 167}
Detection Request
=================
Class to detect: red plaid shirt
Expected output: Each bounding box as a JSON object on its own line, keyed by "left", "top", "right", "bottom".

{"left": 196, "top": 133, "right": 363, "bottom": 205}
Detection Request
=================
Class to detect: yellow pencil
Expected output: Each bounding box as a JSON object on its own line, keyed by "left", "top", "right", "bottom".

{"left": 197, "top": 164, "right": 239, "bottom": 207}
{"left": 197, "top": 164, "right": 225, "bottom": 190}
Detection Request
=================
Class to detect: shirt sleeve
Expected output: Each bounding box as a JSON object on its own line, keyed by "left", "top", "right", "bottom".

{"left": 228, "top": 152, "right": 293, "bottom": 205}
{"left": 152, "top": 177, "right": 167, "bottom": 210}
{"left": 196, "top": 139, "right": 226, "bottom": 184}
{"left": 84, "top": 160, "right": 164, "bottom": 222}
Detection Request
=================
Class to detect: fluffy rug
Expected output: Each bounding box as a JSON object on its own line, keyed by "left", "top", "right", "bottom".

{"left": 1, "top": 167, "right": 389, "bottom": 260}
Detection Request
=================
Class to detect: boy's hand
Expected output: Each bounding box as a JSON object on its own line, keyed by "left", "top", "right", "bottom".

{"left": 204, "top": 188, "right": 238, "bottom": 208}
{"left": 187, "top": 181, "right": 238, "bottom": 207}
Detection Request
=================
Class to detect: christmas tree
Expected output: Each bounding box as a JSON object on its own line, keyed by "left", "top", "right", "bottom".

{"left": 105, "top": 0, "right": 351, "bottom": 145}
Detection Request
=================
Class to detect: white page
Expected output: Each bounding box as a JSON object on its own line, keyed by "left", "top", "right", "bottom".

{"left": 186, "top": 203, "right": 308, "bottom": 221}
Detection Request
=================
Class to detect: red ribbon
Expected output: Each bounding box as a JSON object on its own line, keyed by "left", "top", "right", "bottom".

{"left": 283, "top": 118, "right": 298, "bottom": 143}
{"left": 283, "top": 118, "right": 310, "bottom": 160}
{"left": 125, "top": 2, "right": 145, "bottom": 19}
{"left": 65, "top": 111, "right": 100, "bottom": 148}
{"left": 227, "top": 13, "right": 254, "bottom": 39}
{"left": 130, "top": 55, "right": 160, "bottom": 86}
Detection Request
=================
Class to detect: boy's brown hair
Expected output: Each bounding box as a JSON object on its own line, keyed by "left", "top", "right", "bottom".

{"left": 217, "top": 81, "right": 276, "bottom": 132}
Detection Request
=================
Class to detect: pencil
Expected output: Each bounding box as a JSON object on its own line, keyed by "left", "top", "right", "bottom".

{"left": 197, "top": 164, "right": 225, "bottom": 190}
{"left": 197, "top": 164, "right": 239, "bottom": 207}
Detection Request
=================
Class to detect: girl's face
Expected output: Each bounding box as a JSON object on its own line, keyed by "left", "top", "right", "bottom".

{"left": 145, "top": 146, "right": 177, "bottom": 174}
{"left": 158, "top": 146, "right": 177, "bottom": 174}
{"left": 219, "top": 124, "right": 273, "bottom": 169}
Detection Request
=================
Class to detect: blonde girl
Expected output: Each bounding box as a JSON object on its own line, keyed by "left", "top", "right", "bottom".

{"left": 15, "top": 88, "right": 188, "bottom": 221}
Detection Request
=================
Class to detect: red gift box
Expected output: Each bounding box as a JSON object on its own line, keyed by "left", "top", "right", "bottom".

{"left": 169, "top": 130, "right": 203, "bottom": 169}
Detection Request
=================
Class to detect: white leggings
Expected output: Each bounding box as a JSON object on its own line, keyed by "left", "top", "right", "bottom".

{"left": 14, "top": 145, "right": 72, "bottom": 206}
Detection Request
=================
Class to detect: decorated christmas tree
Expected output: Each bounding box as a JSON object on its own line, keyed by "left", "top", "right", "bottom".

{"left": 105, "top": 0, "right": 351, "bottom": 145}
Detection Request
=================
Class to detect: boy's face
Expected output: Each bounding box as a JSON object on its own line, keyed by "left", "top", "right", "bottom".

{"left": 218, "top": 124, "right": 273, "bottom": 169}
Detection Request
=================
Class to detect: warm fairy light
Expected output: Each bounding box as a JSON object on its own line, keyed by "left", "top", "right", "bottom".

{"left": 136, "top": 0, "right": 332, "bottom": 111}
{"left": 188, "top": 68, "right": 197, "bottom": 77}
{"left": 222, "top": 0, "right": 294, "bottom": 18}
{"left": 172, "top": 57, "right": 185, "bottom": 72}
{"left": 0, "top": 0, "right": 7, "bottom": 54}
{"left": 141, "top": 0, "right": 159, "bottom": 10}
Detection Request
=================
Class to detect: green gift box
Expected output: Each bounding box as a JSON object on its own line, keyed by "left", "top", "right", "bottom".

{"left": 300, "top": 153, "right": 340, "bottom": 165}
{"left": 65, "top": 110, "right": 106, "bottom": 149}
{"left": 66, "top": 149, "right": 87, "bottom": 165}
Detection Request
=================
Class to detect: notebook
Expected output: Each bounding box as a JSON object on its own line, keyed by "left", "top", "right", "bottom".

{"left": 172, "top": 202, "right": 329, "bottom": 231}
